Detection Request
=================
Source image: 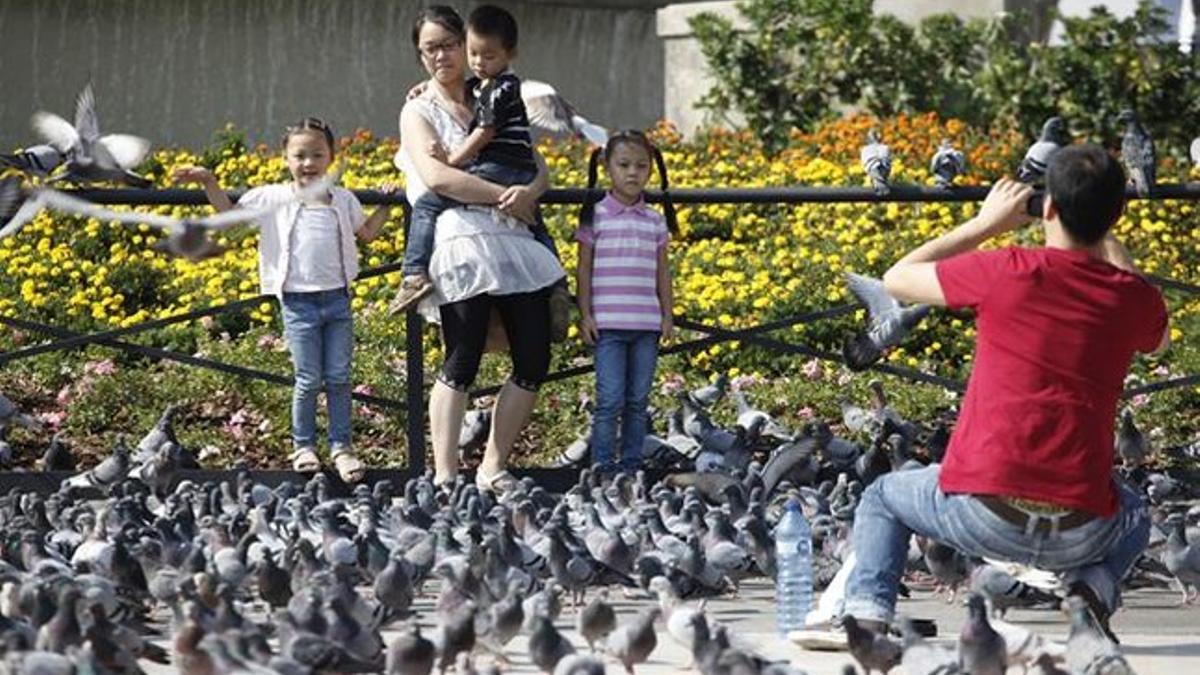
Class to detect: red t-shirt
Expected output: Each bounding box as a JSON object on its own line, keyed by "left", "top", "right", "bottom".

{"left": 935, "top": 247, "right": 1167, "bottom": 517}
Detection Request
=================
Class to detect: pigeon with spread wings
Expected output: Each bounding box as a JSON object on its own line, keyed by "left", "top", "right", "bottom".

{"left": 30, "top": 83, "right": 153, "bottom": 187}
{"left": 521, "top": 79, "right": 608, "bottom": 147}
{"left": 0, "top": 174, "right": 337, "bottom": 261}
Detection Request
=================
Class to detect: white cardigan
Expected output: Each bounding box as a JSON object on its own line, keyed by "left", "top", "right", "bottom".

{"left": 239, "top": 183, "right": 365, "bottom": 299}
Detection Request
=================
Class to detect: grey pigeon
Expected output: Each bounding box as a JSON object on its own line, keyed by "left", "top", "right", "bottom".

{"left": 957, "top": 593, "right": 1007, "bottom": 675}
{"left": 1031, "top": 651, "right": 1070, "bottom": 675}
{"left": 437, "top": 601, "right": 477, "bottom": 675}
{"left": 1115, "top": 409, "right": 1148, "bottom": 469}
{"left": 605, "top": 606, "right": 660, "bottom": 675}
{"left": 553, "top": 654, "right": 607, "bottom": 675}
{"left": 65, "top": 436, "right": 131, "bottom": 490}
{"left": 1118, "top": 109, "right": 1155, "bottom": 198}
{"left": 1017, "top": 117, "right": 1069, "bottom": 184}
{"left": 0, "top": 427, "right": 11, "bottom": 466}
{"left": 40, "top": 433, "right": 74, "bottom": 471}
{"left": 1064, "top": 594, "right": 1134, "bottom": 675}
{"left": 690, "top": 374, "right": 728, "bottom": 408}
{"left": 31, "top": 83, "right": 152, "bottom": 187}
{"left": 969, "top": 564, "right": 1060, "bottom": 617}
{"left": 899, "top": 616, "right": 962, "bottom": 675}
{"left": 1162, "top": 514, "right": 1200, "bottom": 605}
{"left": 0, "top": 391, "right": 44, "bottom": 433}
{"left": 0, "top": 144, "right": 65, "bottom": 178}
{"left": 135, "top": 403, "right": 180, "bottom": 460}
{"left": 0, "top": 178, "right": 22, "bottom": 230}
{"left": 386, "top": 623, "right": 435, "bottom": 675}
{"left": 521, "top": 79, "right": 608, "bottom": 147}
{"left": 528, "top": 614, "right": 576, "bottom": 673}
{"left": 459, "top": 408, "right": 491, "bottom": 456}
{"left": 860, "top": 130, "right": 892, "bottom": 196}
{"left": 843, "top": 273, "right": 931, "bottom": 370}
{"left": 930, "top": 139, "right": 966, "bottom": 188}
{"left": 843, "top": 615, "right": 901, "bottom": 674}
{"left": 922, "top": 540, "right": 971, "bottom": 604}
{"left": 577, "top": 588, "right": 617, "bottom": 652}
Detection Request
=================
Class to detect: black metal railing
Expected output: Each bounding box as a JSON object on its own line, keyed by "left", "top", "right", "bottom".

{"left": 2, "top": 183, "right": 1197, "bottom": 475}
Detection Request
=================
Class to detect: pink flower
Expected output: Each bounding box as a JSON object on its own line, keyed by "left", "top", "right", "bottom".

{"left": 731, "top": 374, "right": 762, "bottom": 391}
{"left": 257, "top": 334, "right": 283, "bottom": 351}
{"left": 38, "top": 411, "right": 66, "bottom": 429}
{"left": 1152, "top": 365, "right": 1170, "bottom": 377}
{"left": 801, "top": 359, "right": 824, "bottom": 381}
{"left": 796, "top": 406, "right": 815, "bottom": 420}
{"left": 1130, "top": 393, "right": 1150, "bottom": 408}
{"left": 83, "top": 359, "right": 117, "bottom": 376}
{"left": 659, "top": 373, "right": 685, "bottom": 395}
{"left": 837, "top": 372, "right": 854, "bottom": 386}
{"left": 56, "top": 385, "right": 73, "bottom": 406}
{"left": 353, "top": 384, "right": 375, "bottom": 396}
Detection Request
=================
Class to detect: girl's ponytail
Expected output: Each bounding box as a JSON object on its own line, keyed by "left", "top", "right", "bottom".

{"left": 578, "top": 147, "right": 603, "bottom": 229}
{"left": 651, "top": 146, "right": 677, "bottom": 235}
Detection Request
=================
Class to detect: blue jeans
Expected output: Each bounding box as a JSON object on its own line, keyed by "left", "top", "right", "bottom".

{"left": 280, "top": 289, "right": 354, "bottom": 450}
{"left": 592, "top": 330, "right": 659, "bottom": 472}
{"left": 404, "top": 161, "right": 559, "bottom": 275}
{"left": 844, "top": 465, "right": 1149, "bottom": 623}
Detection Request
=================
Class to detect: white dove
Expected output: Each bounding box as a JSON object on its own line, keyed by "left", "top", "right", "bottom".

{"left": 521, "top": 79, "right": 609, "bottom": 147}
{"left": 31, "top": 83, "right": 152, "bottom": 187}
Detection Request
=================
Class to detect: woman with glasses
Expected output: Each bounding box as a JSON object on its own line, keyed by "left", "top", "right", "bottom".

{"left": 397, "top": 5, "right": 564, "bottom": 494}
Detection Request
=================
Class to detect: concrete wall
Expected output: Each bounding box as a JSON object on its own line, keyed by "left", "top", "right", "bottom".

{"left": 0, "top": 0, "right": 665, "bottom": 149}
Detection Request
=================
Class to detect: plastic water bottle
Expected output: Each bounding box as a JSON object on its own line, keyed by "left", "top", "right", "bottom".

{"left": 775, "top": 498, "right": 813, "bottom": 634}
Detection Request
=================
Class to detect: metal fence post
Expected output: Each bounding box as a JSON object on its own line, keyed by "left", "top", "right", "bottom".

{"left": 401, "top": 206, "right": 426, "bottom": 474}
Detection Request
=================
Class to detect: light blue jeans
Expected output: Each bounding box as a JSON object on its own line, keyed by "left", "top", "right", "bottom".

{"left": 844, "top": 464, "right": 1149, "bottom": 623}
{"left": 280, "top": 288, "right": 354, "bottom": 452}
{"left": 592, "top": 329, "right": 659, "bottom": 472}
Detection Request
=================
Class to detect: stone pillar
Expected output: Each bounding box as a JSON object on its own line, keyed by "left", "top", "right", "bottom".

{"left": 656, "top": 2, "right": 746, "bottom": 137}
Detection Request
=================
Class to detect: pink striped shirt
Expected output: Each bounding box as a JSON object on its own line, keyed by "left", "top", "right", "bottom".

{"left": 576, "top": 193, "right": 669, "bottom": 332}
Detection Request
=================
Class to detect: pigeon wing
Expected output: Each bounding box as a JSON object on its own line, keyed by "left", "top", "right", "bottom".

{"left": 31, "top": 112, "right": 81, "bottom": 154}
{"left": 846, "top": 273, "right": 899, "bottom": 320}
{"left": 39, "top": 189, "right": 176, "bottom": 229}
{"left": 74, "top": 83, "right": 101, "bottom": 143}
{"left": 524, "top": 93, "right": 577, "bottom": 136}
{"left": 195, "top": 205, "right": 275, "bottom": 231}
{"left": 97, "top": 135, "right": 151, "bottom": 170}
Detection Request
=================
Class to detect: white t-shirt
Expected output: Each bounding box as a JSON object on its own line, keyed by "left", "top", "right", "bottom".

{"left": 284, "top": 204, "right": 346, "bottom": 292}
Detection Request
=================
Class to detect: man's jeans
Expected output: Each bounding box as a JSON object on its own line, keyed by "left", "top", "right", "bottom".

{"left": 592, "top": 329, "right": 659, "bottom": 472}
{"left": 844, "top": 465, "right": 1149, "bottom": 623}
{"left": 404, "top": 161, "right": 559, "bottom": 275}
{"left": 281, "top": 288, "right": 354, "bottom": 450}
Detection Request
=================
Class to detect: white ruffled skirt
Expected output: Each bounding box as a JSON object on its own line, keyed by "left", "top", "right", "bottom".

{"left": 417, "top": 206, "right": 566, "bottom": 323}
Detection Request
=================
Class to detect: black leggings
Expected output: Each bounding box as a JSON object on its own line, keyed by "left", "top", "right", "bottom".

{"left": 439, "top": 288, "right": 551, "bottom": 392}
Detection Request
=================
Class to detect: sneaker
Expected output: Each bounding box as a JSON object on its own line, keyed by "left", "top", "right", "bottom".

{"left": 1068, "top": 580, "right": 1119, "bottom": 644}
{"left": 548, "top": 284, "right": 572, "bottom": 343}
{"left": 388, "top": 275, "right": 434, "bottom": 316}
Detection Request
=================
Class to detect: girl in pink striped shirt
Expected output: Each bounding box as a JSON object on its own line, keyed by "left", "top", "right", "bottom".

{"left": 575, "top": 130, "right": 676, "bottom": 473}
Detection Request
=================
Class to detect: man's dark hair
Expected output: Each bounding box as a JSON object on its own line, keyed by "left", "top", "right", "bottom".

{"left": 468, "top": 5, "right": 519, "bottom": 51}
{"left": 1045, "top": 143, "right": 1126, "bottom": 246}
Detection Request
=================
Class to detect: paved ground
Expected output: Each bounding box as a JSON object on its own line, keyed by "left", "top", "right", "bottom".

{"left": 144, "top": 577, "right": 1200, "bottom": 673}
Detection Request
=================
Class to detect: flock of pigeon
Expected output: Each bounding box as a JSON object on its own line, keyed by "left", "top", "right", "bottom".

{"left": 0, "top": 367, "right": 1195, "bottom": 674}
{"left": 860, "top": 110, "right": 1179, "bottom": 200}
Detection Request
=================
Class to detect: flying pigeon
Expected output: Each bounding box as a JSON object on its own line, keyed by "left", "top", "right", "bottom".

{"left": 860, "top": 129, "right": 892, "bottom": 196}
{"left": 0, "top": 145, "right": 65, "bottom": 179}
{"left": 31, "top": 83, "right": 152, "bottom": 187}
{"left": 843, "top": 273, "right": 931, "bottom": 370}
{"left": 1017, "top": 117, "right": 1069, "bottom": 184}
{"left": 1, "top": 173, "right": 336, "bottom": 260}
{"left": 521, "top": 79, "right": 608, "bottom": 147}
{"left": 930, "top": 139, "right": 965, "bottom": 188}
{"left": 1118, "top": 109, "right": 1155, "bottom": 198}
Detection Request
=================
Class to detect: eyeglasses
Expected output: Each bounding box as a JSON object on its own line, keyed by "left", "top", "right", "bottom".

{"left": 419, "top": 38, "right": 461, "bottom": 59}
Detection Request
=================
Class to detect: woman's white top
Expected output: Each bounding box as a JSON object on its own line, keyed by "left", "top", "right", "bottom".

{"left": 283, "top": 204, "right": 347, "bottom": 292}
{"left": 239, "top": 183, "right": 365, "bottom": 298}
{"left": 397, "top": 91, "right": 564, "bottom": 322}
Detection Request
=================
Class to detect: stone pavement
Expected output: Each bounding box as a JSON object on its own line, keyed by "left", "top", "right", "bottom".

{"left": 145, "top": 577, "right": 1200, "bottom": 673}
